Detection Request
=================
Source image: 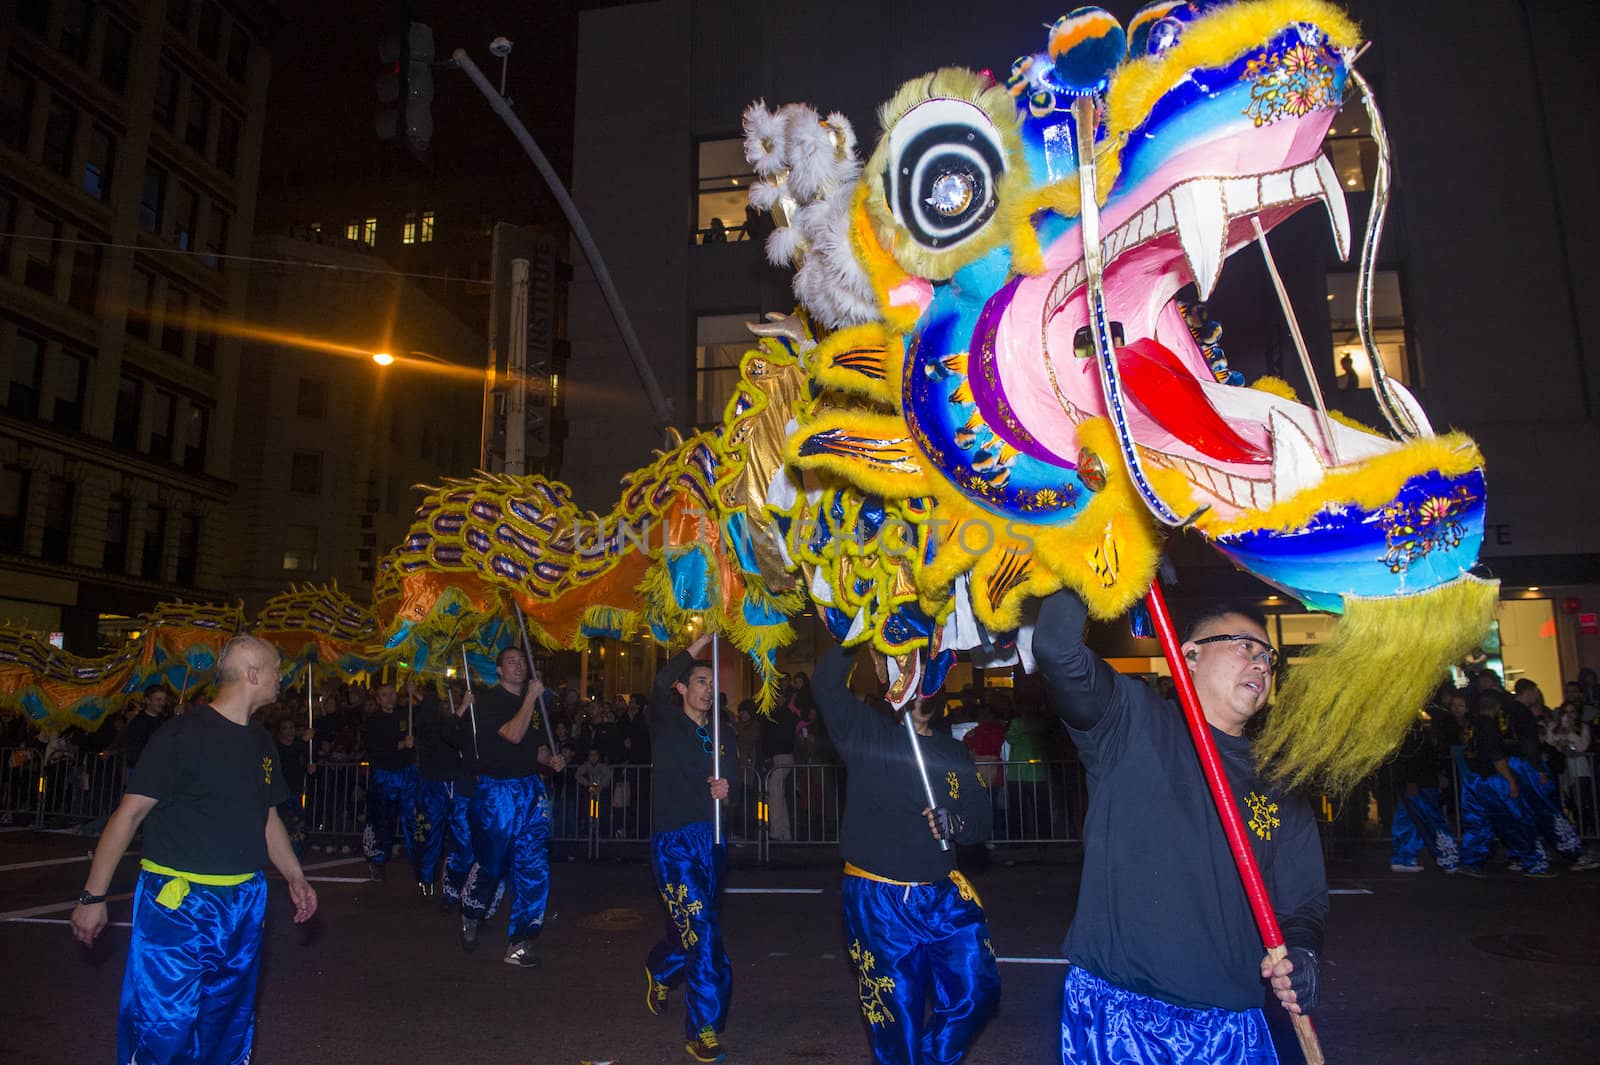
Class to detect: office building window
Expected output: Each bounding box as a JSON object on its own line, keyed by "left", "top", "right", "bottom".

{"left": 192, "top": 306, "right": 217, "bottom": 369}
{"left": 227, "top": 25, "right": 251, "bottom": 82}
{"left": 0, "top": 465, "right": 28, "bottom": 553}
{"left": 22, "top": 211, "right": 60, "bottom": 293}
{"left": 362, "top": 217, "right": 377, "bottom": 246}
{"left": 69, "top": 241, "right": 102, "bottom": 314}
{"left": 296, "top": 377, "right": 327, "bottom": 418}
{"left": 126, "top": 268, "right": 154, "bottom": 340}
{"left": 344, "top": 220, "right": 360, "bottom": 242}
{"left": 103, "top": 495, "right": 130, "bottom": 571}
{"left": 695, "top": 138, "right": 756, "bottom": 245}
{"left": 184, "top": 404, "right": 209, "bottom": 471}
{"left": 0, "top": 67, "right": 34, "bottom": 153}
{"left": 202, "top": 205, "right": 228, "bottom": 268}
{"left": 84, "top": 126, "right": 115, "bottom": 200}
{"left": 1324, "top": 96, "right": 1378, "bottom": 194}
{"left": 175, "top": 513, "right": 201, "bottom": 585}
{"left": 149, "top": 389, "right": 176, "bottom": 460}
{"left": 1327, "top": 270, "right": 1411, "bottom": 389}
{"left": 41, "top": 478, "right": 75, "bottom": 562}
{"left": 153, "top": 65, "right": 178, "bottom": 129}
{"left": 216, "top": 110, "right": 240, "bottom": 175}
{"left": 283, "top": 524, "right": 318, "bottom": 571}
{"left": 161, "top": 285, "right": 188, "bottom": 356}
{"left": 168, "top": 0, "right": 193, "bottom": 31}
{"left": 197, "top": 3, "right": 222, "bottom": 58}
{"left": 170, "top": 183, "right": 198, "bottom": 249}
{"left": 113, "top": 375, "right": 142, "bottom": 448}
{"left": 0, "top": 194, "right": 14, "bottom": 275}
{"left": 184, "top": 86, "right": 210, "bottom": 154}
{"left": 290, "top": 451, "right": 324, "bottom": 495}
{"left": 141, "top": 504, "right": 167, "bottom": 579}
{"left": 51, "top": 347, "right": 88, "bottom": 431}
{"left": 694, "top": 312, "right": 763, "bottom": 425}
{"left": 43, "top": 97, "right": 77, "bottom": 178}
{"left": 8, "top": 332, "right": 44, "bottom": 418}
{"left": 58, "top": 1, "right": 96, "bottom": 65}
{"left": 140, "top": 162, "right": 167, "bottom": 232}
{"left": 420, "top": 211, "right": 435, "bottom": 242}
{"left": 101, "top": 20, "right": 134, "bottom": 94}
{"left": 402, "top": 213, "right": 417, "bottom": 245}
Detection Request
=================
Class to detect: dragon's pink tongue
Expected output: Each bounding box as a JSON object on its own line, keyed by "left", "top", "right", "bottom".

{"left": 1116, "top": 338, "right": 1269, "bottom": 464}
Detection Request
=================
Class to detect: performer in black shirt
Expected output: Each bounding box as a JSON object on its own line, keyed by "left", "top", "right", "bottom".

{"left": 361, "top": 683, "right": 416, "bottom": 882}
{"left": 458, "top": 647, "right": 565, "bottom": 967}
{"left": 70, "top": 634, "right": 316, "bottom": 1065}
{"left": 1033, "top": 591, "right": 1325, "bottom": 1065}
{"left": 813, "top": 643, "right": 999, "bottom": 1065}
{"left": 642, "top": 635, "right": 739, "bottom": 1064}
{"left": 409, "top": 680, "right": 476, "bottom": 905}
{"left": 1458, "top": 689, "right": 1549, "bottom": 876}
{"left": 116, "top": 684, "right": 172, "bottom": 773}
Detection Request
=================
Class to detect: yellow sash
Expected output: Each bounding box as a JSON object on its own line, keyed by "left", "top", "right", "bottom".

{"left": 842, "top": 863, "right": 985, "bottom": 908}
{"left": 140, "top": 859, "right": 254, "bottom": 910}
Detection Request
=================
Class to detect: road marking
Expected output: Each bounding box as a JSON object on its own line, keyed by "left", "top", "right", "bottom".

{"left": 0, "top": 854, "right": 92, "bottom": 872}
{"left": 3, "top": 916, "right": 132, "bottom": 928}
{"left": 1329, "top": 888, "right": 1374, "bottom": 895}
{"left": 725, "top": 888, "right": 825, "bottom": 894}
{"left": 304, "top": 876, "right": 369, "bottom": 883}
{"left": 996, "top": 956, "right": 1071, "bottom": 966}
{"left": 299, "top": 857, "right": 367, "bottom": 872}
{"left": 0, "top": 893, "right": 133, "bottom": 920}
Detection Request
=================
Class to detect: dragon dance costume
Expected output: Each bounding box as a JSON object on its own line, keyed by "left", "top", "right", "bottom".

{"left": 117, "top": 706, "right": 288, "bottom": 1065}
{"left": 361, "top": 707, "right": 418, "bottom": 874}
{"left": 460, "top": 683, "right": 551, "bottom": 944}
{"left": 644, "top": 652, "right": 740, "bottom": 1049}
{"left": 1459, "top": 709, "right": 1548, "bottom": 874}
{"left": 813, "top": 646, "right": 999, "bottom": 1065}
{"left": 1388, "top": 721, "right": 1458, "bottom": 872}
{"left": 410, "top": 694, "right": 475, "bottom": 901}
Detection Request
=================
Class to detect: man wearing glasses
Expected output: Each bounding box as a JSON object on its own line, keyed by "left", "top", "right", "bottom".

{"left": 642, "top": 633, "right": 740, "bottom": 1062}
{"left": 1033, "top": 591, "right": 1326, "bottom": 1065}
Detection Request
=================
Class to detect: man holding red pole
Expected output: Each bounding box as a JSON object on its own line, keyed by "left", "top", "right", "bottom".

{"left": 1033, "top": 590, "right": 1326, "bottom": 1064}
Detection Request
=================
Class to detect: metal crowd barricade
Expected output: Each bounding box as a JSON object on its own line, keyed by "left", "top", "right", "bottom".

{"left": 36, "top": 751, "right": 125, "bottom": 827}
{"left": 0, "top": 746, "right": 42, "bottom": 825}
{"left": 1557, "top": 751, "right": 1597, "bottom": 839}
{"left": 303, "top": 760, "right": 370, "bottom": 848}
{"left": 983, "top": 758, "right": 1086, "bottom": 845}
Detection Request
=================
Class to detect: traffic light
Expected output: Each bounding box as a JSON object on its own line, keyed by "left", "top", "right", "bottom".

{"left": 375, "top": 22, "right": 433, "bottom": 156}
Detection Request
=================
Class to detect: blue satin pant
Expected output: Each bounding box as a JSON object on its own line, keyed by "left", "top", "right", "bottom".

{"left": 1390, "top": 787, "right": 1459, "bottom": 870}
{"left": 363, "top": 766, "right": 418, "bottom": 866}
{"left": 1060, "top": 966, "right": 1277, "bottom": 1065}
{"left": 1507, "top": 756, "right": 1584, "bottom": 860}
{"left": 463, "top": 774, "right": 549, "bottom": 941}
{"left": 648, "top": 822, "right": 731, "bottom": 1039}
{"left": 1459, "top": 771, "right": 1547, "bottom": 872}
{"left": 412, "top": 777, "right": 474, "bottom": 897}
{"left": 118, "top": 869, "right": 267, "bottom": 1065}
{"left": 840, "top": 870, "right": 1000, "bottom": 1065}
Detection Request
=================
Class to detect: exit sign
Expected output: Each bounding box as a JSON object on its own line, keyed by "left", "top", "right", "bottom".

{"left": 1581, "top": 613, "right": 1599, "bottom": 636}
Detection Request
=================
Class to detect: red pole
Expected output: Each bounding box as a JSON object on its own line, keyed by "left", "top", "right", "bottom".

{"left": 1144, "top": 581, "right": 1324, "bottom": 1065}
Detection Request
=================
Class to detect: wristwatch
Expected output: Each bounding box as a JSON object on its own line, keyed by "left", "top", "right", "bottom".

{"left": 78, "top": 890, "right": 107, "bottom": 905}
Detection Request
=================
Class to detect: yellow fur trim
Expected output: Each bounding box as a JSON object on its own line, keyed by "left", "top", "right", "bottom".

{"left": 787, "top": 410, "right": 932, "bottom": 492}
{"left": 848, "top": 185, "right": 923, "bottom": 335}
{"left": 1107, "top": 0, "right": 1361, "bottom": 142}
{"left": 813, "top": 323, "right": 903, "bottom": 407}
{"left": 1257, "top": 574, "right": 1499, "bottom": 794}
{"left": 1327, "top": 408, "right": 1380, "bottom": 434}
{"left": 1249, "top": 376, "right": 1299, "bottom": 401}
{"left": 863, "top": 68, "right": 1029, "bottom": 281}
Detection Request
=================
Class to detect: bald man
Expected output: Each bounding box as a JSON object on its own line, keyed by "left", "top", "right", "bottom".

{"left": 72, "top": 634, "right": 317, "bottom": 1065}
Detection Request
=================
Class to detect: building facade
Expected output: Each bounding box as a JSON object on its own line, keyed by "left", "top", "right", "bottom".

{"left": 567, "top": 0, "right": 1600, "bottom": 689}
{"left": 0, "top": 0, "right": 274, "bottom": 652}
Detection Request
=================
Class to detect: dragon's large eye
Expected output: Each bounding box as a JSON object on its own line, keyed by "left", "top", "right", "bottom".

{"left": 883, "top": 98, "right": 1006, "bottom": 252}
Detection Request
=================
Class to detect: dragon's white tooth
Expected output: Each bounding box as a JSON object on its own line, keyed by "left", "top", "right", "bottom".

{"left": 1136, "top": 205, "right": 1154, "bottom": 242}
{"left": 1290, "top": 162, "right": 1319, "bottom": 200}
{"left": 1260, "top": 168, "right": 1294, "bottom": 205}
{"left": 1314, "top": 154, "right": 1353, "bottom": 261}
{"left": 1382, "top": 378, "right": 1436, "bottom": 438}
{"left": 1170, "top": 180, "right": 1228, "bottom": 300}
{"left": 1270, "top": 408, "right": 1328, "bottom": 504}
{"left": 1155, "top": 195, "right": 1174, "bottom": 232}
{"left": 1223, "top": 177, "right": 1258, "bottom": 214}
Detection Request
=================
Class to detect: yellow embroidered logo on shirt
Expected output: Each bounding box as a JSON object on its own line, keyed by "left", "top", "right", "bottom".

{"left": 261, "top": 757, "right": 274, "bottom": 784}
{"left": 1245, "top": 791, "right": 1280, "bottom": 841}
{"left": 848, "top": 938, "right": 897, "bottom": 1027}
{"left": 946, "top": 771, "right": 960, "bottom": 800}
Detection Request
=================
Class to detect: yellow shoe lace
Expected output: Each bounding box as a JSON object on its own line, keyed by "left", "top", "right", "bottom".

{"left": 698, "top": 1027, "right": 720, "bottom": 1049}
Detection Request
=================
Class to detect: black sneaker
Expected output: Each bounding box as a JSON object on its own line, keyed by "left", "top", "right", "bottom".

{"left": 367, "top": 862, "right": 385, "bottom": 882}
{"left": 1454, "top": 865, "right": 1488, "bottom": 878}
{"left": 685, "top": 1026, "right": 726, "bottom": 1063}
{"left": 459, "top": 916, "right": 480, "bottom": 953}
{"left": 645, "top": 966, "right": 670, "bottom": 1016}
{"left": 503, "top": 939, "right": 541, "bottom": 967}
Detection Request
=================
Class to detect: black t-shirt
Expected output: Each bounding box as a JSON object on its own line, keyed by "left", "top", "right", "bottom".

{"left": 277, "top": 738, "right": 310, "bottom": 795}
{"left": 1463, "top": 713, "right": 1513, "bottom": 776}
{"left": 362, "top": 710, "right": 413, "bottom": 772}
{"left": 471, "top": 684, "right": 543, "bottom": 780}
{"left": 814, "top": 647, "right": 991, "bottom": 882}
{"left": 414, "top": 697, "right": 464, "bottom": 782}
{"left": 1032, "top": 592, "right": 1328, "bottom": 1012}
{"left": 129, "top": 705, "right": 290, "bottom": 875}
{"left": 119, "top": 712, "right": 168, "bottom": 769}
{"left": 648, "top": 652, "right": 742, "bottom": 835}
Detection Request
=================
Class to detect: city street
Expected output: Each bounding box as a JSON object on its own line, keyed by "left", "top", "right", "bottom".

{"left": 1, "top": 830, "right": 1593, "bottom": 1064}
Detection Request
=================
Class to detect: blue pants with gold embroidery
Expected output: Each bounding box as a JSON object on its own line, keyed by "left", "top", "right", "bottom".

{"left": 363, "top": 765, "right": 417, "bottom": 866}
{"left": 1060, "top": 966, "right": 1277, "bottom": 1065}
{"left": 463, "top": 774, "right": 549, "bottom": 941}
{"left": 841, "top": 870, "right": 1000, "bottom": 1065}
{"left": 1390, "top": 787, "right": 1459, "bottom": 870}
{"left": 1507, "top": 756, "right": 1584, "bottom": 860}
{"left": 1459, "top": 771, "right": 1547, "bottom": 872}
{"left": 412, "top": 777, "right": 474, "bottom": 895}
{"left": 118, "top": 868, "right": 267, "bottom": 1065}
{"left": 648, "top": 822, "right": 731, "bottom": 1039}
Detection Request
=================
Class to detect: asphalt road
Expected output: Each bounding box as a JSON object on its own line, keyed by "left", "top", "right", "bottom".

{"left": 1, "top": 830, "right": 1595, "bottom": 1064}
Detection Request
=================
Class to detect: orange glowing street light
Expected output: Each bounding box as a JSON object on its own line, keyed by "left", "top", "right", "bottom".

{"left": 371, "top": 352, "right": 396, "bottom": 366}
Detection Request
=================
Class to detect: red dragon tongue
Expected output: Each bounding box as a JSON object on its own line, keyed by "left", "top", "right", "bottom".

{"left": 1115, "top": 337, "right": 1270, "bottom": 464}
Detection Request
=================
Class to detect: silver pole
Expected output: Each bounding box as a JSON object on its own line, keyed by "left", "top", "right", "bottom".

{"left": 711, "top": 632, "right": 723, "bottom": 845}
{"left": 1250, "top": 217, "right": 1342, "bottom": 465}
{"left": 460, "top": 647, "right": 479, "bottom": 760}
{"left": 905, "top": 709, "right": 950, "bottom": 853}
{"left": 512, "top": 602, "right": 559, "bottom": 753}
{"left": 306, "top": 662, "right": 315, "bottom": 768}
{"left": 451, "top": 50, "right": 674, "bottom": 430}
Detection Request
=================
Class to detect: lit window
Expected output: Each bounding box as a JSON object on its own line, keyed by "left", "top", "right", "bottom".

{"left": 402, "top": 213, "right": 417, "bottom": 245}
{"left": 694, "top": 312, "right": 764, "bottom": 425}
{"left": 420, "top": 211, "right": 435, "bottom": 243}
{"left": 1323, "top": 97, "right": 1376, "bottom": 193}
{"left": 1327, "top": 270, "right": 1410, "bottom": 389}
{"left": 363, "top": 217, "right": 377, "bottom": 246}
{"left": 695, "top": 139, "right": 756, "bottom": 245}
{"left": 344, "top": 220, "right": 360, "bottom": 242}
{"left": 282, "top": 524, "right": 318, "bottom": 572}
